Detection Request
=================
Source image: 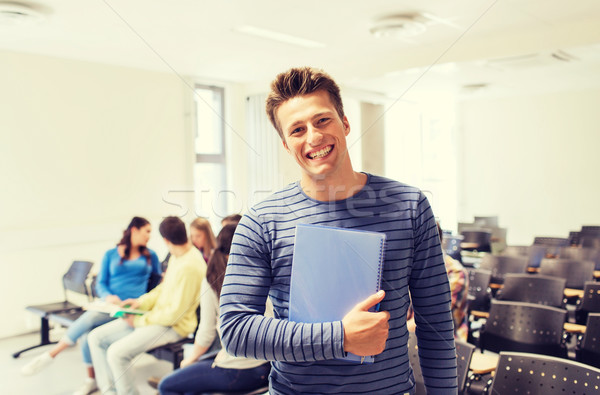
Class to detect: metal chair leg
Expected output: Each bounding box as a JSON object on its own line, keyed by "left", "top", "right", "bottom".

{"left": 12, "top": 317, "right": 57, "bottom": 358}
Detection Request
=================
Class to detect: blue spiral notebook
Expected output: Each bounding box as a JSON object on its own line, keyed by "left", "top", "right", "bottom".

{"left": 288, "top": 223, "right": 387, "bottom": 363}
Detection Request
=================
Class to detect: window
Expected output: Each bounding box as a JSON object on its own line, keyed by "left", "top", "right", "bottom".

{"left": 193, "top": 85, "right": 228, "bottom": 225}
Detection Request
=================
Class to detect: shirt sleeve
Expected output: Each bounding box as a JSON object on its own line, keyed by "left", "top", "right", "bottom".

{"left": 409, "top": 192, "right": 458, "bottom": 393}
{"left": 136, "top": 283, "right": 160, "bottom": 311}
{"left": 194, "top": 279, "right": 218, "bottom": 348}
{"left": 150, "top": 251, "right": 162, "bottom": 275}
{"left": 95, "top": 250, "right": 113, "bottom": 299}
{"left": 219, "top": 210, "right": 346, "bottom": 362}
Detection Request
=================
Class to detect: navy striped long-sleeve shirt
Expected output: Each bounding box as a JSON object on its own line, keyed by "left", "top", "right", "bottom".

{"left": 220, "top": 174, "right": 457, "bottom": 394}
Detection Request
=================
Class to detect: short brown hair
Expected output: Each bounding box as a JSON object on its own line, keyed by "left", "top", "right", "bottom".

{"left": 266, "top": 67, "right": 345, "bottom": 140}
{"left": 159, "top": 216, "right": 188, "bottom": 245}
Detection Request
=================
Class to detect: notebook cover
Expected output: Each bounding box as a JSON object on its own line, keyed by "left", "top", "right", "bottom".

{"left": 288, "top": 223, "right": 386, "bottom": 363}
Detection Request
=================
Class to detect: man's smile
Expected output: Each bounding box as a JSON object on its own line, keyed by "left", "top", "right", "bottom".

{"left": 307, "top": 144, "right": 334, "bottom": 160}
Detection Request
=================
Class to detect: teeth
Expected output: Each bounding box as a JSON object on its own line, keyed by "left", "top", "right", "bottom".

{"left": 310, "top": 146, "right": 332, "bottom": 159}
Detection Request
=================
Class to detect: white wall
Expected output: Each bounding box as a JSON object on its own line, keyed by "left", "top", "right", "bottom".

{"left": 458, "top": 89, "right": 600, "bottom": 245}
{"left": 0, "top": 50, "right": 194, "bottom": 338}
{"left": 384, "top": 94, "right": 459, "bottom": 231}
{"left": 4, "top": 48, "right": 598, "bottom": 339}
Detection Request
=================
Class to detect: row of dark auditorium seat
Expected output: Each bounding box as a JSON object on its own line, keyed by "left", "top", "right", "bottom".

{"left": 457, "top": 260, "right": 600, "bottom": 394}
{"left": 408, "top": 311, "right": 600, "bottom": 394}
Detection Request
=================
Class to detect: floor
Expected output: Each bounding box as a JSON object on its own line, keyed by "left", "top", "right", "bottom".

{"left": 1, "top": 327, "right": 173, "bottom": 395}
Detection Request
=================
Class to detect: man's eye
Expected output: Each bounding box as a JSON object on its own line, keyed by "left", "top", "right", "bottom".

{"left": 318, "top": 118, "right": 330, "bottom": 124}
{"left": 291, "top": 127, "right": 303, "bottom": 135}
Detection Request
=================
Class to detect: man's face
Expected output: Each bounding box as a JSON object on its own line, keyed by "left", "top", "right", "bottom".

{"left": 277, "top": 90, "right": 350, "bottom": 180}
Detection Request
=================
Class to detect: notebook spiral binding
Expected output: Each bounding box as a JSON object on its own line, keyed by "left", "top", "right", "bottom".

{"left": 376, "top": 238, "right": 386, "bottom": 291}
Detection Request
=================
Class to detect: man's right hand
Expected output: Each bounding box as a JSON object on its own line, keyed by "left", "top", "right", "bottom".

{"left": 120, "top": 298, "right": 140, "bottom": 309}
{"left": 342, "top": 290, "right": 390, "bottom": 356}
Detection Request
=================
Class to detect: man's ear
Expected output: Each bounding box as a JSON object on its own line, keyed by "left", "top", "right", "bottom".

{"left": 282, "top": 137, "right": 290, "bottom": 153}
{"left": 343, "top": 116, "right": 350, "bottom": 136}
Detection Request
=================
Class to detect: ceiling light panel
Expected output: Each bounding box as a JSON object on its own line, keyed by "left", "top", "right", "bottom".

{"left": 233, "top": 25, "right": 325, "bottom": 48}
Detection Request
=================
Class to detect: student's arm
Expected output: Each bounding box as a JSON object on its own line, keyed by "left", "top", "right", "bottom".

{"left": 409, "top": 192, "right": 458, "bottom": 393}
{"left": 96, "top": 250, "right": 115, "bottom": 300}
{"left": 180, "top": 279, "right": 218, "bottom": 367}
{"left": 219, "top": 211, "right": 348, "bottom": 362}
{"left": 132, "top": 283, "right": 160, "bottom": 311}
{"left": 134, "top": 252, "right": 170, "bottom": 311}
{"left": 150, "top": 251, "right": 162, "bottom": 275}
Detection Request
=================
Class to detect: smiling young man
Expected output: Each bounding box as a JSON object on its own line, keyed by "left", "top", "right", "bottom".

{"left": 220, "top": 67, "right": 457, "bottom": 394}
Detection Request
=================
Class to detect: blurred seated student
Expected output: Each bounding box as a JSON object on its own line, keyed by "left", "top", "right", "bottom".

{"left": 407, "top": 222, "right": 469, "bottom": 341}
{"left": 147, "top": 213, "right": 243, "bottom": 389}
{"left": 88, "top": 216, "right": 205, "bottom": 395}
{"left": 190, "top": 217, "right": 216, "bottom": 263}
{"left": 21, "top": 216, "right": 161, "bottom": 395}
{"left": 158, "top": 223, "right": 271, "bottom": 395}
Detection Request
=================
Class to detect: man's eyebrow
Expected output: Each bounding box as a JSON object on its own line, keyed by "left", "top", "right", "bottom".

{"left": 312, "top": 111, "right": 334, "bottom": 119}
{"left": 288, "top": 120, "right": 304, "bottom": 129}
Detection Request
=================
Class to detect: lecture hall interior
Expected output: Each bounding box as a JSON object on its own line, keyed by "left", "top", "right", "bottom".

{"left": 1, "top": 1, "right": 600, "bottom": 394}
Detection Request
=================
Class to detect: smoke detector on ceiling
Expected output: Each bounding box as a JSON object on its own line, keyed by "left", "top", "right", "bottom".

{"left": 370, "top": 14, "right": 428, "bottom": 39}
{"left": 461, "top": 83, "right": 490, "bottom": 94}
{"left": 484, "top": 50, "right": 579, "bottom": 71}
{"left": 0, "top": 2, "right": 45, "bottom": 25}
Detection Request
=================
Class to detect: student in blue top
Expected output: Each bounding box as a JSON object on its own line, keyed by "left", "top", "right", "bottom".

{"left": 21, "top": 216, "right": 161, "bottom": 395}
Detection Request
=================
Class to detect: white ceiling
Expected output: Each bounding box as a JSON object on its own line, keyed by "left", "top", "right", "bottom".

{"left": 1, "top": 0, "right": 600, "bottom": 98}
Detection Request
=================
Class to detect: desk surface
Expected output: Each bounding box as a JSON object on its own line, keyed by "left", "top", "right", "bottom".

{"left": 564, "top": 288, "right": 584, "bottom": 298}
{"left": 563, "top": 322, "right": 586, "bottom": 333}
{"left": 470, "top": 310, "right": 586, "bottom": 333}
{"left": 470, "top": 352, "right": 499, "bottom": 374}
{"left": 487, "top": 282, "right": 585, "bottom": 298}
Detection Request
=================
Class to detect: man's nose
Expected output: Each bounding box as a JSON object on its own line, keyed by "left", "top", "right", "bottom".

{"left": 307, "top": 124, "right": 323, "bottom": 146}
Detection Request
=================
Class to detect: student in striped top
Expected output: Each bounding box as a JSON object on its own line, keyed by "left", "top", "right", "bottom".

{"left": 220, "top": 67, "right": 458, "bottom": 394}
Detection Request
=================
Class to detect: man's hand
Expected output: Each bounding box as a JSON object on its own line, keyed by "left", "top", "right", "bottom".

{"left": 123, "top": 314, "right": 135, "bottom": 328}
{"left": 342, "top": 290, "right": 389, "bottom": 356}
{"left": 120, "top": 298, "right": 140, "bottom": 309}
{"left": 105, "top": 295, "right": 121, "bottom": 305}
